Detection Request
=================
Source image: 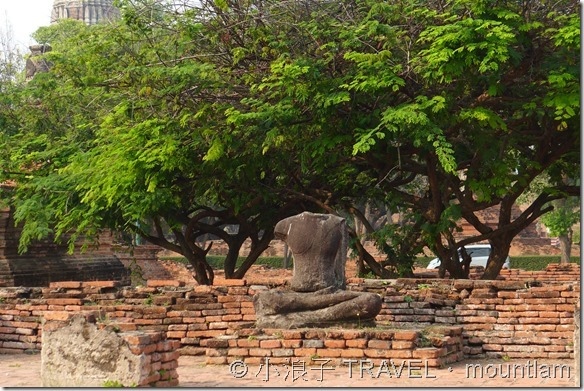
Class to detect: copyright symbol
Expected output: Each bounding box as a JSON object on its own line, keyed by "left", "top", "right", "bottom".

{"left": 229, "top": 360, "right": 248, "bottom": 378}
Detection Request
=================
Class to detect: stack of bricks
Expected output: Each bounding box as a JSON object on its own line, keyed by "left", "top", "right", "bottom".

{"left": 462, "top": 284, "right": 578, "bottom": 359}
{"left": 119, "top": 330, "right": 180, "bottom": 387}
{"left": 205, "top": 326, "right": 464, "bottom": 368}
{"left": 0, "top": 288, "right": 42, "bottom": 353}
{"left": 374, "top": 281, "right": 460, "bottom": 324}
{"left": 363, "top": 278, "right": 578, "bottom": 359}
{"left": 499, "top": 263, "right": 580, "bottom": 284}
{"left": 151, "top": 279, "right": 257, "bottom": 355}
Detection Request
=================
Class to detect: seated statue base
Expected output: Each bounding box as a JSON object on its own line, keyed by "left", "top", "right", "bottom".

{"left": 253, "top": 287, "right": 382, "bottom": 329}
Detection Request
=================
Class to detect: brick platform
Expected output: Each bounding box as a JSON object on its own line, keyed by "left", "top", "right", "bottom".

{"left": 205, "top": 326, "right": 464, "bottom": 367}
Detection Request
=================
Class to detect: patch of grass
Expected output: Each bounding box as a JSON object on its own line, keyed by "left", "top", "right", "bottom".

{"left": 415, "top": 255, "right": 580, "bottom": 270}
{"left": 509, "top": 256, "right": 580, "bottom": 270}
{"left": 143, "top": 294, "right": 154, "bottom": 306}
{"left": 414, "top": 257, "right": 434, "bottom": 268}
{"left": 103, "top": 380, "right": 125, "bottom": 387}
{"left": 417, "top": 335, "right": 433, "bottom": 348}
{"left": 162, "top": 254, "right": 580, "bottom": 272}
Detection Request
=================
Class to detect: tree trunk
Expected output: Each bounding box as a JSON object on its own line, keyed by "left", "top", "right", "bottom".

{"left": 459, "top": 246, "right": 472, "bottom": 277}
{"left": 481, "top": 239, "right": 512, "bottom": 280}
{"left": 139, "top": 225, "right": 215, "bottom": 285}
{"left": 223, "top": 235, "right": 246, "bottom": 278}
{"left": 353, "top": 208, "right": 367, "bottom": 277}
{"left": 558, "top": 231, "right": 572, "bottom": 264}
{"left": 438, "top": 254, "right": 468, "bottom": 279}
{"left": 356, "top": 254, "right": 365, "bottom": 277}
{"left": 231, "top": 232, "right": 273, "bottom": 279}
{"left": 435, "top": 240, "right": 468, "bottom": 279}
{"left": 173, "top": 229, "right": 214, "bottom": 285}
{"left": 189, "top": 256, "right": 214, "bottom": 285}
{"left": 353, "top": 239, "right": 394, "bottom": 278}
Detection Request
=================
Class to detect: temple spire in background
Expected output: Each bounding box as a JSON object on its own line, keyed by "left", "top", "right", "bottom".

{"left": 51, "top": 0, "right": 119, "bottom": 25}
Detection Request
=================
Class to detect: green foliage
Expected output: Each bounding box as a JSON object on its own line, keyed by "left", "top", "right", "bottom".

{"left": 417, "top": 8, "right": 519, "bottom": 82}
{"left": 0, "top": 0, "right": 579, "bottom": 282}
{"left": 102, "top": 380, "right": 125, "bottom": 388}
{"left": 540, "top": 198, "right": 580, "bottom": 238}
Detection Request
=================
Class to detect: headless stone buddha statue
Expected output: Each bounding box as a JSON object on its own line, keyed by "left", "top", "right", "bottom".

{"left": 253, "top": 212, "right": 382, "bottom": 329}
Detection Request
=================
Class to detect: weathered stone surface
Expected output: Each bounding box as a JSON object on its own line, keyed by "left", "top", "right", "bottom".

{"left": 25, "top": 45, "right": 52, "bottom": 80}
{"left": 41, "top": 315, "right": 146, "bottom": 387}
{"left": 254, "top": 288, "right": 382, "bottom": 329}
{"left": 274, "top": 212, "right": 346, "bottom": 292}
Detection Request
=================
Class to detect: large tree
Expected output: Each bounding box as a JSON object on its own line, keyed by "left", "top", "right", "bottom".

{"left": 0, "top": 0, "right": 579, "bottom": 284}
{"left": 205, "top": 0, "right": 580, "bottom": 279}
{"left": 355, "top": 0, "right": 580, "bottom": 279}
{"left": 1, "top": 12, "right": 313, "bottom": 285}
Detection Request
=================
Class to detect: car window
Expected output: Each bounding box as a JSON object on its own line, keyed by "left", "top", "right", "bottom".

{"left": 466, "top": 247, "right": 490, "bottom": 257}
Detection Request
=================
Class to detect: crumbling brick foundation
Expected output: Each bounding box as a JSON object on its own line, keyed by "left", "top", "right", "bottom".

{"left": 41, "top": 312, "right": 179, "bottom": 387}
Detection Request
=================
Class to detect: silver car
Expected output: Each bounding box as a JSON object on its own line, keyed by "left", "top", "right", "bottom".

{"left": 426, "top": 244, "right": 511, "bottom": 269}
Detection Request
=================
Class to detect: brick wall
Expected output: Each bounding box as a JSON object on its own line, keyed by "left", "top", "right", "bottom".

{"left": 0, "top": 265, "right": 578, "bottom": 362}
{"left": 414, "top": 263, "right": 581, "bottom": 282}
{"left": 0, "top": 207, "right": 129, "bottom": 287}
{"left": 498, "top": 263, "right": 581, "bottom": 284}
{"left": 371, "top": 278, "right": 578, "bottom": 359}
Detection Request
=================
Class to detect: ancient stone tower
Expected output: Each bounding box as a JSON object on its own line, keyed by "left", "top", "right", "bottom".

{"left": 51, "top": 0, "right": 120, "bottom": 25}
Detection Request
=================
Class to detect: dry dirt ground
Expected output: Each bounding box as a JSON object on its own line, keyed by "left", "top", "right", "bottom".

{"left": 0, "top": 353, "right": 577, "bottom": 387}
{"left": 159, "top": 258, "right": 438, "bottom": 284}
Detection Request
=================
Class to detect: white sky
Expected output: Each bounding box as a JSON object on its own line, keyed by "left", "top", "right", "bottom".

{"left": 0, "top": 0, "right": 54, "bottom": 50}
